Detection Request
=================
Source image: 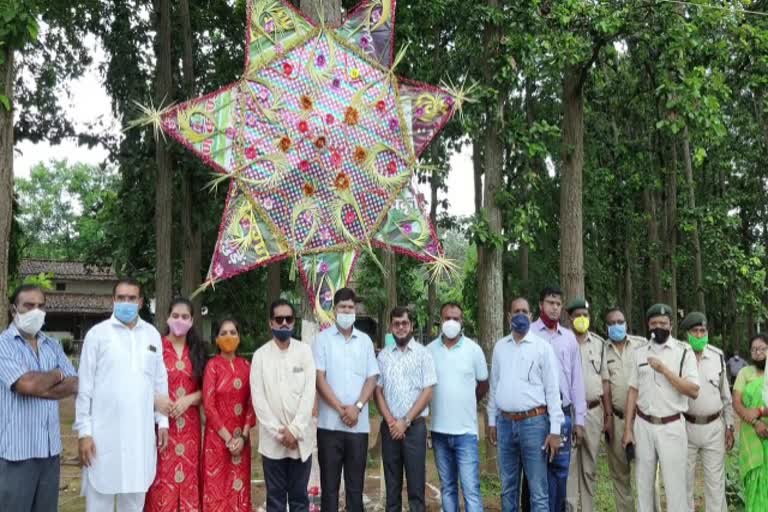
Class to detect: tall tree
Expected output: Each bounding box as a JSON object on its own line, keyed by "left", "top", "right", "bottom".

{"left": 153, "top": 0, "right": 174, "bottom": 332}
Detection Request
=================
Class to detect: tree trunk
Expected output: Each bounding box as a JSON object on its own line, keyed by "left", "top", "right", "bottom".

{"left": 665, "top": 141, "right": 679, "bottom": 331}
{"left": 426, "top": 166, "right": 439, "bottom": 339}
{"left": 384, "top": 250, "right": 397, "bottom": 333}
{"left": 643, "top": 187, "right": 662, "bottom": 302}
{"left": 0, "top": 48, "right": 14, "bottom": 330}
{"left": 682, "top": 126, "right": 705, "bottom": 313}
{"left": 153, "top": 0, "right": 174, "bottom": 333}
{"left": 477, "top": 0, "right": 504, "bottom": 359}
{"left": 559, "top": 66, "right": 586, "bottom": 305}
{"left": 473, "top": 138, "right": 483, "bottom": 214}
{"left": 178, "top": 0, "right": 203, "bottom": 325}
{"left": 624, "top": 243, "right": 634, "bottom": 331}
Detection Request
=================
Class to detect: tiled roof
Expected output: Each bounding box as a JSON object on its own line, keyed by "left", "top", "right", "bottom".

{"left": 19, "top": 259, "right": 117, "bottom": 281}
{"left": 44, "top": 293, "right": 114, "bottom": 314}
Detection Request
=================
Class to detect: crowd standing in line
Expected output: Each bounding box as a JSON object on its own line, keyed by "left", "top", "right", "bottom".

{"left": 0, "top": 281, "right": 760, "bottom": 511}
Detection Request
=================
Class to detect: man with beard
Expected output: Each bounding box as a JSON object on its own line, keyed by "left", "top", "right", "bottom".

{"left": 622, "top": 304, "right": 700, "bottom": 512}
{"left": 524, "top": 286, "right": 586, "bottom": 512}
{"left": 375, "top": 307, "right": 437, "bottom": 512}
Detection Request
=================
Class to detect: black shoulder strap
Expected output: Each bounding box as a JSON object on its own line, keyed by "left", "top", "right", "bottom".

{"left": 679, "top": 348, "right": 688, "bottom": 377}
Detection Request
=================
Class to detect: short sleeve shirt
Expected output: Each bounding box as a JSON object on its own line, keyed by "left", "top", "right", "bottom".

{"left": 377, "top": 339, "right": 437, "bottom": 419}
{"left": 580, "top": 332, "right": 608, "bottom": 402}
{"left": 628, "top": 337, "right": 699, "bottom": 417}
{"left": 606, "top": 335, "right": 646, "bottom": 412}
{"left": 313, "top": 327, "right": 379, "bottom": 433}
{"left": 427, "top": 336, "right": 488, "bottom": 436}
{"left": 0, "top": 325, "right": 77, "bottom": 460}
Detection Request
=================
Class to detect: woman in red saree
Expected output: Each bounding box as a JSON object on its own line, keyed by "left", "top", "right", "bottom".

{"left": 202, "top": 318, "right": 256, "bottom": 512}
{"left": 146, "top": 297, "right": 208, "bottom": 512}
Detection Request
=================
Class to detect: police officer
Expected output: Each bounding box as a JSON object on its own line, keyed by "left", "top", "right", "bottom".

{"left": 622, "top": 304, "right": 700, "bottom": 512}
{"left": 565, "top": 298, "right": 608, "bottom": 512}
{"left": 680, "top": 311, "right": 734, "bottom": 512}
{"left": 602, "top": 306, "right": 650, "bottom": 512}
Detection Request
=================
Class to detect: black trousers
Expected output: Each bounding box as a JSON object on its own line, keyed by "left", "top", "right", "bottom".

{"left": 381, "top": 418, "right": 427, "bottom": 512}
{"left": 262, "top": 455, "right": 313, "bottom": 512}
{"left": 317, "top": 428, "right": 368, "bottom": 512}
{"left": 0, "top": 456, "right": 60, "bottom": 512}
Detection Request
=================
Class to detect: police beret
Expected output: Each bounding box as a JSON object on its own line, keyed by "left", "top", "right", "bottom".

{"left": 680, "top": 311, "right": 707, "bottom": 331}
{"left": 646, "top": 303, "right": 673, "bottom": 320}
{"left": 566, "top": 297, "right": 588, "bottom": 313}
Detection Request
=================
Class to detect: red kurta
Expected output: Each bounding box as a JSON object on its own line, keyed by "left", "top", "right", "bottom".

{"left": 146, "top": 338, "right": 202, "bottom": 512}
{"left": 202, "top": 354, "right": 256, "bottom": 512}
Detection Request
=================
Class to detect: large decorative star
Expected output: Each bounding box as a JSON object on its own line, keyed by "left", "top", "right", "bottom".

{"left": 151, "top": 0, "right": 466, "bottom": 325}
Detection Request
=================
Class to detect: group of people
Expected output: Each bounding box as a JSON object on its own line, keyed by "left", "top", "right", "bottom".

{"left": 1, "top": 280, "right": 768, "bottom": 512}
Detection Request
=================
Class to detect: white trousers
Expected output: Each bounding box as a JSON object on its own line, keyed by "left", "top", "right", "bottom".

{"left": 85, "top": 480, "right": 146, "bottom": 512}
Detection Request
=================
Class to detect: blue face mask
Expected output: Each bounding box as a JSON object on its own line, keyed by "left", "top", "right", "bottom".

{"left": 608, "top": 323, "right": 627, "bottom": 342}
{"left": 272, "top": 328, "right": 293, "bottom": 342}
{"left": 510, "top": 313, "right": 530, "bottom": 334}
{"left": 114, "top": 302, "right": 139, "bottom": 324}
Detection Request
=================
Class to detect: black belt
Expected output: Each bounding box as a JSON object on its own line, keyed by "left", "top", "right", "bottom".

{"left": 613, "top": 407, "right": 625, "bottom": 420}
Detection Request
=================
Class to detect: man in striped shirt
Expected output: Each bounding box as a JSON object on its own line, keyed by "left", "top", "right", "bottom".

{"left": 0, "top": 284, "right": 78, "bottom": 511}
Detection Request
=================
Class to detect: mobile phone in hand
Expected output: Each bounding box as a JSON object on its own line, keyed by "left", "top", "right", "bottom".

{"left": 625, "top": 442, "right": 635, "bottom": 463}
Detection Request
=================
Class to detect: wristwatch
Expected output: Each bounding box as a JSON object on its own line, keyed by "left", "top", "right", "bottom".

{"left": 355, "top": 401, "right": 364, "bottom": 411}
{"left": 403, "top": 417, "right": 412, "bottom": 428}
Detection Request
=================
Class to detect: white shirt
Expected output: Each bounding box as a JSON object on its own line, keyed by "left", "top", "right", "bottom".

{"left": 74, "top": 316, "right": 168, "bottom": 494}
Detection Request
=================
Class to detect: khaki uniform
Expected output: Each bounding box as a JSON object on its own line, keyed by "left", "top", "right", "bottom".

{"left": 629, "top": 337, "right": 699, "bottom": 512}
{"left": 605, "top": 335, "right": 646, "bottom": 512}
{"left": 566, "top": 332, "right": 607, "bottom": 512}
{"left": 685, "top": 345, "right": 734, "bottom": 512}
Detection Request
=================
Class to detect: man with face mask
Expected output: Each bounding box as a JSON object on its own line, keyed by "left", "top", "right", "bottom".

{"left": 75, "top": 278, "right": 169, "bottom": 512}
{"left": 565, "top": 298, "right": 609, "bottom": 512}
{"left": 426, "top": 302, "right": 488, "bottom": 512}
{"left": 622, "top": 304, "right": 700, "bottom": 512}
{"left": 313, "top": 288, "right": 379, "bottom": 512}
{"left": 527, "top": 286, "right": 586, "bottom": 512}
{"left": 375, "top": 306, "right": 437, "bottom": 512}
{"left": 251, "top": 299, "right": 317, "bottom": 511}
{"left": 0, "top": 285, "right": 78, "bottom": 512}
{"left": 488, "top": 297, "right": 563, "bottom": 512}
{"left": 602, "top": 306, "right": 659, "bottom": 512}
{"left": 680, "top": 311, "right": 734, "bottom": 512}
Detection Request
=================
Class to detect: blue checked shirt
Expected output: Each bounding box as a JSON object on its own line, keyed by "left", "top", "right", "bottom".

{"left": 0, "top": 324, "right": 77, "bottom": 460}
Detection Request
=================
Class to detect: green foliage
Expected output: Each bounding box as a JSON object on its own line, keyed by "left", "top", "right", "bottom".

{"left": 22, "top": 271, "right": 53, "bottom": 290}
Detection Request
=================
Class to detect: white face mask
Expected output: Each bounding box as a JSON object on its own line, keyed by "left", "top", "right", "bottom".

{"left": 15, "top": 308, "right": 46, "bottom": 336}
{"left": 336, "top": 313, "right": 356, "bottom": 330}
{"left": 442, "top": 319, "right": 462, "bottom": 340}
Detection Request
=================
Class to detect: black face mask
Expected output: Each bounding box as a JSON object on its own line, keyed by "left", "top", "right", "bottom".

{"left": 754, "top": 359, "right": 766, "bottom": 370}
{"left": 651, "top": 328, "right": 670, "bottom": 344}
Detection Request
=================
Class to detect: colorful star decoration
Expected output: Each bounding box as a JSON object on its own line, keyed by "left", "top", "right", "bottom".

{"left": 142, "top": 0, "right": 469, "bottom": 326}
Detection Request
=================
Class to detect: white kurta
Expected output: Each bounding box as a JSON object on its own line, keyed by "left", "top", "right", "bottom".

{"left": 74, "top": 316, "right": 169, "bottom": 494}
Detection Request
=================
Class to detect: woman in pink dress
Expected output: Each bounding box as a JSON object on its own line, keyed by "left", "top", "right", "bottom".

{"left": 202, "top": 318, "right": 256, "bottom": 511}
{"left": 146, "top": 297, "right": 208, "bottom": 511}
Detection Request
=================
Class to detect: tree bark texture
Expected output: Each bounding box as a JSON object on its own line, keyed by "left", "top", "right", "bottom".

{"left": 154, "top": 0, "right": 174, "bottom": 333}
{"left": 559, "top": 66, "right": 586, "bottom": 306}
{"left": 477, "top": 0, "right": 504, "bottom": 358}
{"left": 0, "top": 48, "right": 14, "bottom": 330}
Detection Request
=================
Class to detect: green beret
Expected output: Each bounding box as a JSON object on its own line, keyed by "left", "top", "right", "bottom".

{"left": 646, "top": 303, "right": 672, "bottom": 320}
{"left": 566, "top": 297, "right": 588, "bottom": 313}
{"left": 680, "top": 311, "right": 707, "bottom": 331}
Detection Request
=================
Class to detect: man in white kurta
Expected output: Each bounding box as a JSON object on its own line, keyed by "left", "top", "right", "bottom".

{"left": 74, "top": 280, "right": 169, "bottom": 512}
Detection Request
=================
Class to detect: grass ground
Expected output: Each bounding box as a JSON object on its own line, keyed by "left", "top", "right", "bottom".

{"left": 56, "top": 398, "right": 742, "bottom": 511}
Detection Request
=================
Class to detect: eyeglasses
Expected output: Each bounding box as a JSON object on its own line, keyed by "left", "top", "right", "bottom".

{"left": 273, "top": 315, "right": 294, "bottom": 325}
{"left": 391, "top": 320, "right": 410, "bottom": 328}
{"left": 751, "top": 347, "right": 767, "bottom": 355}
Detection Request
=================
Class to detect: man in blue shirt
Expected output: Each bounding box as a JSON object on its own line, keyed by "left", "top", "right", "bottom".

{"left": 0, "top": 284, "right": 78, "bottom": 511}
{"left": 427, "top": 302, "right": 488, "bottom": 512}
{"left": 313, "top": 287, "right": 379, "bottom": 512}
{"left": 375, "top": 306, "right": 437, "bottom": 512}
{"left": 488, "top": 297, "right": 563, "bottom": 512}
